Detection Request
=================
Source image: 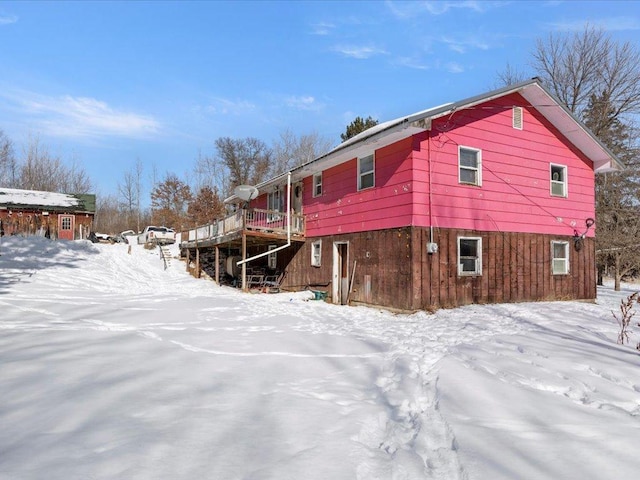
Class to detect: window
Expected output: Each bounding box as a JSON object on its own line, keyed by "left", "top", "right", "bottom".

{"left": 550, "top": 164, "right": 567, "bottom": 197}
{"left": 311, "top": 240, "right": 322, "bottom": 267}
{"left": 61, "top": 216, "right": 72, "bottom": 230}
{"left": 458, "top": 237, "right": 482, "bottom": 276}
{"left": 552, "top": 241, "right": 569, "bottom": 275}
{"left": 313, "top": 172, "right": 322, "bottom": 197}
{"left": 358, "top": 154, "right": 375, "bottom": 190}
{"left": 268, "top": 245, "right": 277, "bottom": 269}
{"left": 459, "top": 147, "right": 481, "bottom": 186}
{"left": 513, "top": 106, "right": 523, "bottom": 130}
{"left": 267, "top": 188, "right": 281, "bottom": 222}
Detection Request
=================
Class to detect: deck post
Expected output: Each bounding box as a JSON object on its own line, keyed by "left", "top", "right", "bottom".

{"left": 185, "top": 248, "right": 190, "bottom": 273}
{"left": 196, "top": 247, "right": 201, "bottom": 279}
{"left": 242, "top": 232, "right": 247, "bottom": 291}
{"left": 215, "top": 246, "right": 220, "bottom": 284}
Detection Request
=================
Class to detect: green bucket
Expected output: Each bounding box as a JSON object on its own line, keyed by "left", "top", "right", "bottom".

{"left": 311, "top": 290, "right": 328, "bottom": 301}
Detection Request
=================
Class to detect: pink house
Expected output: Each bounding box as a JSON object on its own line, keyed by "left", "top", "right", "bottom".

{"left": 181, "top": 79, "right": 622, "bottom": 310}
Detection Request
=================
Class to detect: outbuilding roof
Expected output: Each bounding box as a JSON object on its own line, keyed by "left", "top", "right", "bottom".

{"left": 0, "top": 188, "right": 96, "bottom": 213}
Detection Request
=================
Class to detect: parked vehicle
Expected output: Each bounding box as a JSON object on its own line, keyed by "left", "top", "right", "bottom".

{"left": 117, "top": 230, "right": 138, "bottom": 244}
{"left": 138, "top": 226, "right": 176, "bottom": 245}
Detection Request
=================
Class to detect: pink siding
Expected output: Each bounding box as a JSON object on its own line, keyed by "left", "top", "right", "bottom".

{"left": 260, "top": 93, "right": 595, "bottom": 239}
{"left": 304, "top": 138, "right": 415, "bottom": 237}
{"left": 412, "top": 93, "right": 595, "bottom": 237}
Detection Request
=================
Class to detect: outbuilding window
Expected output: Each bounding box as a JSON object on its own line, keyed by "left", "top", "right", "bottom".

{"left": 458, "top": 237, "right": 482, "bottom": 276}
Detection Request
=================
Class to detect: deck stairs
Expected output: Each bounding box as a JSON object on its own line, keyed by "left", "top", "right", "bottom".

{"left": 159, "top": 246, "right": 172, "bottom": 270}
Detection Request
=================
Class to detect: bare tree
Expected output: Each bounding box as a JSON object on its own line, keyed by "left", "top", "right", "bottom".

{"left": 150, "top": 173, "right": 193, "bottom": 230}
{"left": 16, "top": 134, "right": 92, "bottom": 193}
{"left": 187, "top": 185, "right": 225, "bottom": 226}
{"left": 214, "top": 137, "right": 272, "bottom": 194}
{"left": 0, "top": 129, "right": 18, "bottom": 187}
{"left": 271, "top": 129, "right": 334, "bottom": 173}
{"left": 119, "top": 166, "right": 138, "bottom": 229}
{"left": 94, "top": 194, "right": 122, "bottom": 234}
{"left": 193, "top": 150, "right": 227, "bottom": 195}
{"left": 532, "top": 25, "right": 640, "bottom": 126}
{"left": 495, "top": 62, "right": 531, "bottom": 87}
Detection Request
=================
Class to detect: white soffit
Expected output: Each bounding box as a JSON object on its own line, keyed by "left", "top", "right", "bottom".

{"left": 520, "top": 85, "right": 619, "bottom": 172}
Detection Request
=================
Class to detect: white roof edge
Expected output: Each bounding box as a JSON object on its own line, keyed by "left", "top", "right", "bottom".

{"left": 240, "top": 78, "right": 623, "bottom": 193}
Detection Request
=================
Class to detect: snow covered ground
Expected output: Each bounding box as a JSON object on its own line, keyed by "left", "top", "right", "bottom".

{"left": 1, "top": 235, "right": 639, "bottom": 480}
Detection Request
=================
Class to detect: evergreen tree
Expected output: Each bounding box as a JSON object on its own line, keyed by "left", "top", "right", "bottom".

{"left": 340, "top": 116, "right": 379, "bottom": 142}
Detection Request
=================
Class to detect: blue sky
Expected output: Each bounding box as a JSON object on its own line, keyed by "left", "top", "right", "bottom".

{"left": 1, "top": 1, "right": 639, "bottom": 199}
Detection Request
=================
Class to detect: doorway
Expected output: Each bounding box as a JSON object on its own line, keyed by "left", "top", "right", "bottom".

{"left": 58, "top": 215, "right": 75, "bottom": 240}
{"left": 332, "top": 241, "right": 349, "bottom": 305}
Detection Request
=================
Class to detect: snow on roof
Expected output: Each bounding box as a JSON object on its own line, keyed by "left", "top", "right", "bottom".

{"left": 0, "top": 187, "right": 83, "bottom": 209}
{"left": 333, "top": 102, "right": 454, "bottom": 152}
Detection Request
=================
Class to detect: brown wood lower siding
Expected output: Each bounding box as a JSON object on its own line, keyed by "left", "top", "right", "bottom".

{"left": 280, "top": 227, "right": 596, "bottom": 311}
{"left": 0, "top": 210, "right": 93, "bottom": 240}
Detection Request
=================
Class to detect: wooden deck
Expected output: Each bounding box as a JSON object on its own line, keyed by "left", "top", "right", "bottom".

{"left": 180, "top": 208, "right": 305, "bottom": 249}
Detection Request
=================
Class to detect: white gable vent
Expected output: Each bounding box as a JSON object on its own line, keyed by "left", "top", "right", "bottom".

{"left": 513, "top": 106, "right": 523, "bottom": 130}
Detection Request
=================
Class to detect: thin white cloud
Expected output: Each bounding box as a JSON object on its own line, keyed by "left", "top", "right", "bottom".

{"left": 203, "top": 98, "right": 256, "bottom": 116}
{"left": 331, "top": 44, "right": 388, "bottom": 59}
{"left": 440, "top": 35, "right": 490, "bottom": 54}
{"left": 423, "top": 1, "right": 484, "bottom": 15}
{"left": 547, "top": 17, "right": 640, "bottom": 32}
{"left": 284, "top": 95, "right": 323, "bottom": 112}
{"left": 0, "top": 14, "right": 18, "bottom": 25}
{"left": 445, "top": 62, "right": 465, "bottom": 74}
{"left": 386, "top": 0, "right": 487, "bottom": 18}
{"left": 310, "top": 21, "right": 335, "bottom": 36}
{"left": 394, "top": 56, "right": 429, "bottom": 70}
{"left": 1, "top": 89, "right": 160, "bottom": 139}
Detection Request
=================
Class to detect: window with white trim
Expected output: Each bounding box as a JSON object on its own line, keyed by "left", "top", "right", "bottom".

{"left": 358, "top": 154, "right": 375, "bottom": 190}
{"left": 459, "top": 147, "right": 481, "bottom": 186}
{"left": 552, "top": 241, "right": 569, "bottom": 275}
{"left": 267, "top": 188, "right": 281, "bottom": 222}
{"left": 313, "top": 172, "right": 322, "bottom": 197}
{"left": 311, "top": 240, "right": 322, "bottom": 267}
{"left": 458, "top": 237, "right": 482, "bottom": 276}
{"left": 268, "top": 245, "right": 277, "bottom": 269}
{"left": 550, "top": 164, "right": 567, "bottom": 197}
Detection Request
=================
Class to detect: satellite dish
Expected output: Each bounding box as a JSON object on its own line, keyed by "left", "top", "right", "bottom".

{"left": 234, "top": 185, "right": 259, "bottom": 201}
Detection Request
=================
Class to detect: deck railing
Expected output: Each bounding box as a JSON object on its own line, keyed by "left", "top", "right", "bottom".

{"left": 182, "top": 208, "right": 305, "bottom": 245}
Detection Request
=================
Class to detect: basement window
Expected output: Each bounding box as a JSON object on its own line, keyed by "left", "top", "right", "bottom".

{"left": 458, "top": 237, "right": 482, "bottom": 276}
{"left": 268, "top": 245, "right": 277, "bottom": 270}
{"left": 552, "top": 241, "right": 569, "bottom": 275}
{"left": 459, "top": 147, "right": 482, "bottom": 186}
{"left": 358, "top": 154, "right": 375, "bottom": 190}
{"left": 311, "top": 240, "right": 322, "bottom": 267}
